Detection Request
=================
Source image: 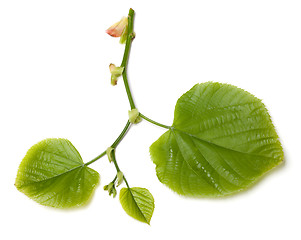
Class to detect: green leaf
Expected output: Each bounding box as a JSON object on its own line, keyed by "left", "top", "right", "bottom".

{"left": 15, "top": 138, "right": 100, "bottom": 208}
{"left": 150, "top": 82, "right": 283, "bottom": 197}
{"left": 119, "top": 187, "right": 155, "bottom": 224}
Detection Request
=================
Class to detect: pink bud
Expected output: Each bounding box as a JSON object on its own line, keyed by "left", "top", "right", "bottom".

{"left": 106, "top": 17, "right": 128, "bottom": 37}
{"left": 109, "top": 64, "right": 124, "bottom": 75}
{"left": 109, "top": 63, "right": 116, "bottom": 73}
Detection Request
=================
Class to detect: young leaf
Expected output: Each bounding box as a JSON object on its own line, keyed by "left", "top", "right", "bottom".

{"left": 119, "top": 187, "right": 155, "bottom": 224}
{"left": 15, "top": 138, "right": 100, "bottom": 208}
{"left": 150, "top": 82, "right": 283, "bottom": 197}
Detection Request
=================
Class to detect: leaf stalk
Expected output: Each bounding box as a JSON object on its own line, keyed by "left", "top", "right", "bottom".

{"left": 139, "top": 113, "right": 171, "bottom": 129}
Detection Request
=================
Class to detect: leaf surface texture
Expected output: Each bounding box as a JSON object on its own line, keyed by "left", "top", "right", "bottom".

{"left": 119, "top": 187, "right": 154, "bottom": 224}
{"left": 15, "top": 138, "right": 100, "bottom": 208}
{"left": 150, "top": 82, "right": 283, "bottom": 197}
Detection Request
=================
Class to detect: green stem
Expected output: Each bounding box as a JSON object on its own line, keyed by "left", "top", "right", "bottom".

{"left": 139, "top": 113, "right": 171, "bottom": 129}
{"left": 85, "top": 120, "right": 131, "bottom": 166}
{"left": 111, "top": 121, "right": 131, "bottom": 148}
{"left": 111, "top": 150, "right": 121, "bottom": 172}
{"left": 111, "top": 175, "right": 117, "bottom": 183}
{"left": 85, "top": 9, "right": 136, "bottom": 167}
{"left": 87, "top": 9, "right": 167, "bottom": 192}
{"left": 111, "top": 150, "right": 130, "bottom": 188}
{"left": 121, "top": 8, "right": 136, "bottom": 110}
{"left": 121, "top": 9, "right": 134, "bottom": 67}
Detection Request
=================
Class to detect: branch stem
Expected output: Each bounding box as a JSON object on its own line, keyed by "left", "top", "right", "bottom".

{"left": 85, "top": 9, "right": 136, "bottom": 167}
{"left": 86, "top": 9, "right": 170, "bottom": 195}
{"left": 111, "top": 121, "right": 131, "bottom": 148}
{"left": 111, "top": 150, "right": 130, "bottom": 188}
{"left": 121, "top": 8, "right": 136, "bottom": 110}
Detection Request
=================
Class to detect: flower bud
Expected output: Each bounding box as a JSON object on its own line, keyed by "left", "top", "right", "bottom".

{"left": 109, "top": 64, "right": 124, "bottom": 75}
{"left": 107, "top": 182, "right": 114, "bottom": 193}
{"left": 106, "top": 16, "right": 128, "bottom": 44}
{"left": 107, "top": 183, "right": 117, "bottom": 198}
{"left": 109, "top": 64, "right": 124, "bottom": 86}
{"left": 112, "top": 188, "right": 117, "bottom": 198}
{"left": 128, "top": 108, "right": 142, "bottom": 124}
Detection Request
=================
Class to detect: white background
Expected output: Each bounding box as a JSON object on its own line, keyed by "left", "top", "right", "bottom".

{"left": 1, "top": 0, "right": 300, "bottom": 239}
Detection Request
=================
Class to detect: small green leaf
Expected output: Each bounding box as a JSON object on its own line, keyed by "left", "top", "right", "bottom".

{"left": 15, "top": 138, "right": 100, "bottom": 208}
{"left": 119, "top": 187, "right": 154, "bottom": 224}
{"left": 116, "top": 171, "right": 124, "bottom": 186}
{"left": 128, "top": 108, "right": 142, "bottom": 124}
{"left": 150, "top": 82, "right": 283, "bottom": 197}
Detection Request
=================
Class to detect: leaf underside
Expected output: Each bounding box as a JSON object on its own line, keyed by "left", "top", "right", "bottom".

{"left": 119, "top": 187, "right": 155, "bottom": 224}
{"left": 150, "top": 82, "right": 283, "bottom": 197}
{"left": 15, "top": 138, "right": 100, "bottom": 208}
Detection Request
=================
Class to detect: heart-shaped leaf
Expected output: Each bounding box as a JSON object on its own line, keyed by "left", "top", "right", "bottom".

{"left": 15, "top": 138, "right": 100, "bottom": 208}
{"left": 119, "top": 187, "right": 154, "bottom": 224}
{"left": 150, "top": 82, "right": 283, "bottom": 197}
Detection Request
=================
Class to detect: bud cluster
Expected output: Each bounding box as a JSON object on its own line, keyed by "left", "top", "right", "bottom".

{"left": 103, "top": 182, "right": 117, "bottom": 198}
{"left": 103, "top": 171, "right": 124, "bottom": 198}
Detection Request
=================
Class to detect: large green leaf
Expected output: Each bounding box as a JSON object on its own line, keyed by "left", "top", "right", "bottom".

{"left": 15, "top": 138, "right": 100, "bottom": 208}
{"left": 150, "top": 82, "right": 283, "bottom": 197}
{"left": 119, "top": 187, "right": 154, "bottom": 224}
